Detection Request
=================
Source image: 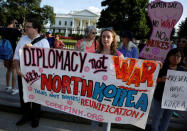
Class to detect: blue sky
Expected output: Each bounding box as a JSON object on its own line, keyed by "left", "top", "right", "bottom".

{"left": 41, "top": 0, "right": 102, "bottom": 13}
{"left": 41, "top": 0, "right": 187, "bottom": 28}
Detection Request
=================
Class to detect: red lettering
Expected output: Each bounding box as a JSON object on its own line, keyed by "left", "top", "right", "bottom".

{"left": 52, "top": 75, "right": 61, "bottom": 93}
{"left": 127, "top": 68, "right": 141, "bottom": 87}
{"left": 147, "top": 40, "right": 169, "bottom": 50}
{"left": 41, "top": 74, "right": 52, "bottom": 91}
{"left": 112, "top": 57, "right": 137, "bottom": 81}
{"left": 81, "top": 80, "right": 93, "bottom": 97}
{"left": 80, "top": 98, "right": 85, "bottom": 106}
{"left": 112, "top": 56, "right": 123, "bottom": 79}
{"left": 122, "top": 59, "right": 137, "bottom": 82}
{"left": 62, "top": 75, "right": 71, "bottom": 94}
{"left": 141, "top": 61, "right": 157, "bottom": 87}
{"left": 71, "top": 76, "right": 82, "bottom": 95}
{"left": 113, "top": 57, "right": 157, "bottom": 87}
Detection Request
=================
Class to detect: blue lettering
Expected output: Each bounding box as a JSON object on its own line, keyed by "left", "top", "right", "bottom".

{"left": 112, "top": 88, "right": 127, "bottom": 107}
{"left": 135, "top": 93, "right": 148, "bottom": 112}
{"left": 125, "top": 90, "right": 137, "bottom": 107}
{"left": 92, "top": 82, "right": 106, "bottom": 102}
{"left": 103, "top": 85, "right": 117, "bottom": 98}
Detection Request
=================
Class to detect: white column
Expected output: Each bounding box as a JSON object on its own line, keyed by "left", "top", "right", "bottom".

{"left": 80, "top": 19, "right": 83, "bottom": 28}
{"left": 72, "top": 18, "right": 75, "bottom": 34}
{"left": 72, "top": 18, "right": 74, "bottom": 28}
{"left": 80, "top": 18, "right": 82, "bottom": 34}
{"left": 65, "top": 28, "right": 68, "bottom": 37}
{"left": 88, "top": 19, "right": 90, "bottom": 26}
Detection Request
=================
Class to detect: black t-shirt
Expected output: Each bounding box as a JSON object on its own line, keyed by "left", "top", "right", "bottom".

{"left": 154, "top": 64, "right": 184, "bottom": 101}
{"left": 0, "top": 27, "right": 22, "bottom": 52}
{"left": 138, "top": 44, "right": 145, "bottom": 52}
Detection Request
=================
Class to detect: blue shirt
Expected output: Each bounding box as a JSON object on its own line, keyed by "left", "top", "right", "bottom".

{"left": 118, "top": 45, "right": 139, "bottom": 58}
{"left": 47, "top": 37, "right": 55, "bottom": 48}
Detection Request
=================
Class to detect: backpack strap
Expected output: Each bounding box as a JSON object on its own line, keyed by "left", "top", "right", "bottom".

{"left": 31, "top": 36, "right": 45, "bottom": 45}
{"left": 94, "top": 40, "right": 96, "bottom": 50}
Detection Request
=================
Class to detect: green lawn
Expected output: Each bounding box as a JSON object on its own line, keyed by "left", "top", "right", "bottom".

{"left": 61, "top": 39, "right": 77, "bottom": 44}
{"left": 61, "top": 39, "right": 77, "bottom": 50}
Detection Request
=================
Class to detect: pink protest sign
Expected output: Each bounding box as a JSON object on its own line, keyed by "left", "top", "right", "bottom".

{"left": 139, "top": 0, "right": 183, "bottom": 61}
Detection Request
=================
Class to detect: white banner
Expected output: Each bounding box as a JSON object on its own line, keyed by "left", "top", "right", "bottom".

{"left": 162, "top": 70, "right": 187, "bottom": 111}
{"left": 19, "top": 47, "right": 160, "bottom": 129}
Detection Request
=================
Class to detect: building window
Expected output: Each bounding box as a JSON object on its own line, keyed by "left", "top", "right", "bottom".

{"left": 59, "top": 21, "right": 61, "bottom": 25}
{"left": 64, "top": 21, "right": 67, "bottom": 26}
{"left": 70, "top": 21, "right": 72, "bottom": 26}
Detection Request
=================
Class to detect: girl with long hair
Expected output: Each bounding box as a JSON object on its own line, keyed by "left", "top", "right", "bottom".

{"left": 152, "top": 48, "right": 183, "bottom": 131}
{"left": 91, "top": 28, "right": 123, "bottom": 131}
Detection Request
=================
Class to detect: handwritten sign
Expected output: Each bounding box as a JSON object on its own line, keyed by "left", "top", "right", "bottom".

{"left": 162, "top": 70, "right": 187, "bottom": 111}
{"left": 139, "top": 0, "right": 183, "bottom": 61}
{"left": 19, "top": 47, "right": 160, "bottom": 129}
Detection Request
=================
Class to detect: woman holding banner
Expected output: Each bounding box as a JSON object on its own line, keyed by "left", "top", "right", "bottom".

{"left": 91, "top": 27, "right": 123, "bottom": 131}
{"left": 152, "top": 48, "right": 183, "bottom": 131}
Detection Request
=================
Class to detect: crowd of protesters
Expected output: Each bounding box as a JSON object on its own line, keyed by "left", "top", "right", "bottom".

{"left": 0, "top": 16, "right": 187, "bottom": 131}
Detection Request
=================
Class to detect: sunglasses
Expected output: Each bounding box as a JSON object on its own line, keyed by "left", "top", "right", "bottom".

{"left": 101, "top": 27, "right": 113, "bottom": 31}
{"left": 92, "top": 32, "right": 97, "bottom": 35}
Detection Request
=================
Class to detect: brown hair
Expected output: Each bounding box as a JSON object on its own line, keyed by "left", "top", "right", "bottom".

{"left": 97, "top": 29, "right": 118, "bottom": 55}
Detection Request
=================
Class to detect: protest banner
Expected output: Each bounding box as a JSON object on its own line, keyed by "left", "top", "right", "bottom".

{"left": 19, "top": 47, "right": 160, "bottom": 129}
{"left": 139, "top": 0, "right": 183, "bottom": 62}
{"left": 162, "top": 70, "right": 187, "bottom": 111}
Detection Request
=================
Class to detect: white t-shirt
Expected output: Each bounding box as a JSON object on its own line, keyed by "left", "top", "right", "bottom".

{"left": 14, "top": 35, "right": 50, "bottom": 60}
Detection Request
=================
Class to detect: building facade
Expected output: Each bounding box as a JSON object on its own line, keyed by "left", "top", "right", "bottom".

{"left": 48, "top": 9, "right": 100, "bottom": 35}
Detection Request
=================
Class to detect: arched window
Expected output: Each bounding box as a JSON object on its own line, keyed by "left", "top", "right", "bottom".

{"left": 59, "top": 21, "right": 61, "bottom": 25}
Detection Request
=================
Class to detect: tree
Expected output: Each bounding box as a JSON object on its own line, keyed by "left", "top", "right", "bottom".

{"left": 177, "top": 17, "right": 187, "bottom": 38}
{"left": 97, "top": 0, "right": 151, "bottom": 39}
{"left": 0, "top": 0, "right": 55, "bottom": 31}
{"left": 0, "top": 0, "right": 8, "bottom": 26}
{"left": 170, "top": 27, "right": 176, "bottom": 40}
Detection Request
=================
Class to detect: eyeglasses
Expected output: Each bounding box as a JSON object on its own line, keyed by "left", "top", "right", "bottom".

{"left": 101, "top": 27, "right": 113, "bottom": 31}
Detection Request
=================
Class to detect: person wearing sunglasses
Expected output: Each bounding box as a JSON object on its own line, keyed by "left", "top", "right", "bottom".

{"left": 75, "top": 26, "right": 98, "bottom": 53}
{"left": 118, "top": 30, "right": 139, "bottom": 58}
{"left": 91, "top": 28, "right": 123, "bottom": 131}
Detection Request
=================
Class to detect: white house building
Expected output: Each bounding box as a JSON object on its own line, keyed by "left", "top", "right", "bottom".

{"left": 48, "top": 9, "right": 100, "bottom": 35}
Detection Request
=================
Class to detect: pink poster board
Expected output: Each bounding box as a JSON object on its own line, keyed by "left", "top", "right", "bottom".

{"left": 139, "top": 0, "right": 183, "bottom": 61}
